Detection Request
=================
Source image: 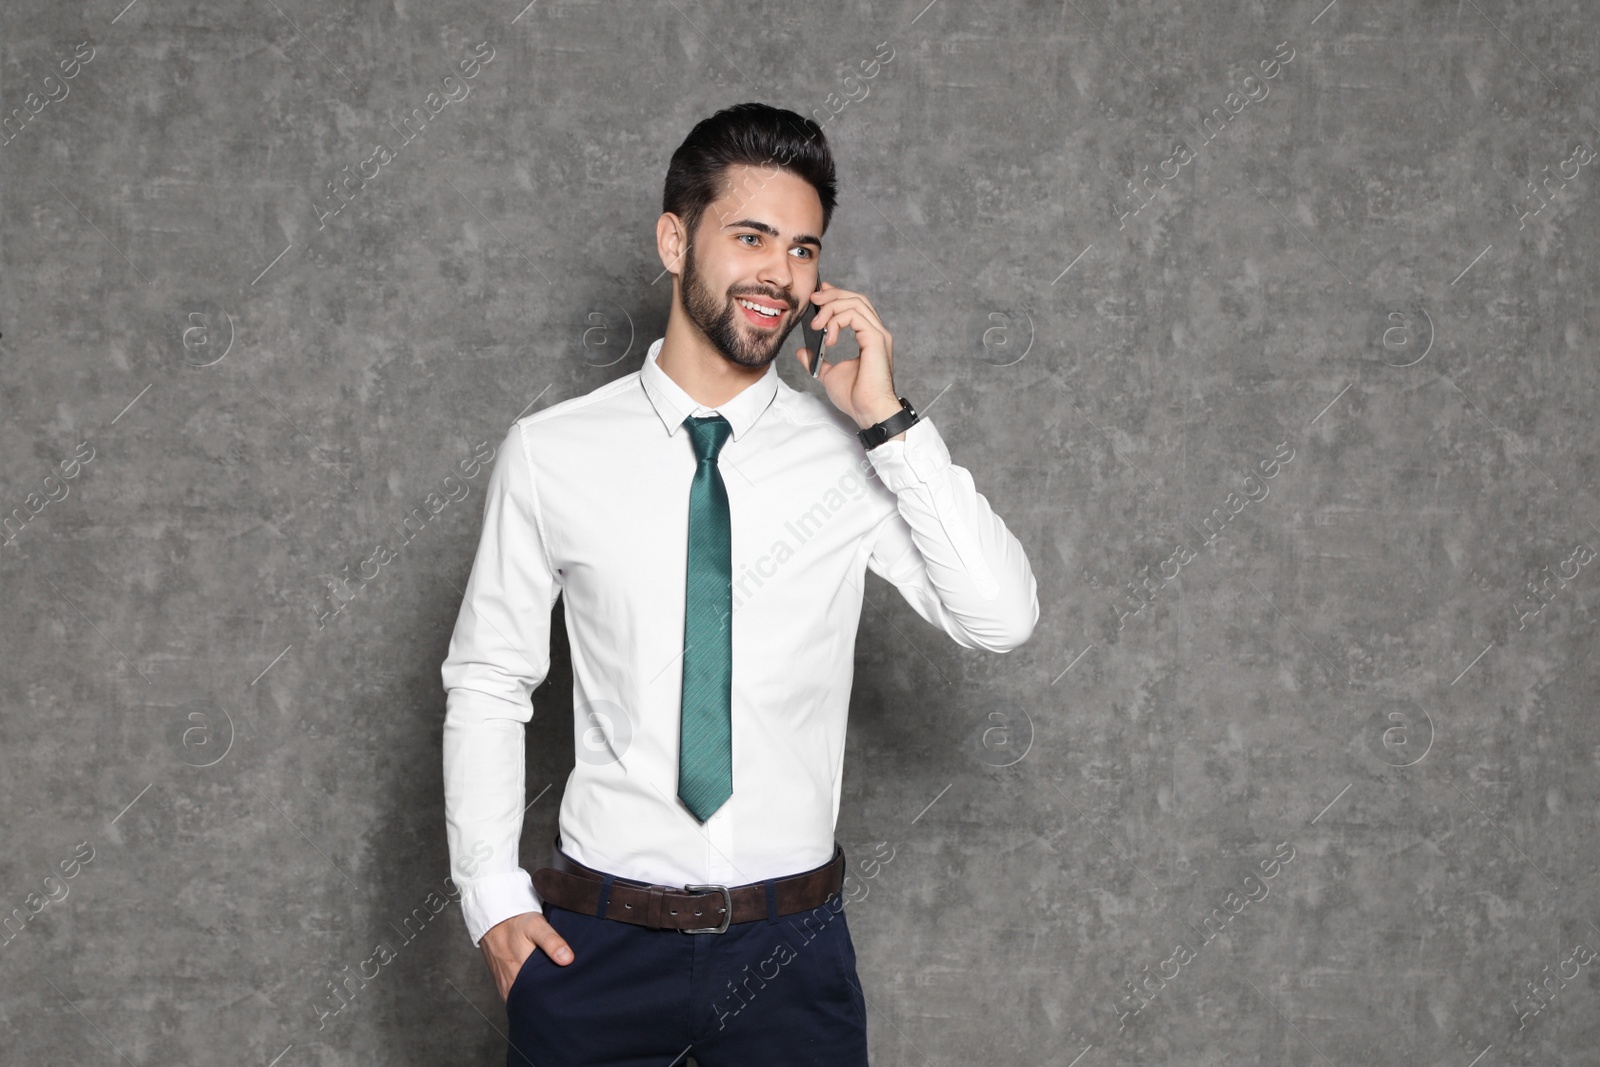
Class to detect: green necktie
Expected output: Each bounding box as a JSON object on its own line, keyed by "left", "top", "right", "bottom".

{"left": 678, "top": 414, "right": 734, "bottom": 823}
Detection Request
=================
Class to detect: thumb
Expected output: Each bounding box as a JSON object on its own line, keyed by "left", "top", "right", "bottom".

{"left": 527, "top": 915, "right": 574, "bottom": 966}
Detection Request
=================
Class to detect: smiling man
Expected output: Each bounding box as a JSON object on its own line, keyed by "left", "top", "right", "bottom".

{"left": 441, "top": 102, "right": 1039, "bottom": 1066}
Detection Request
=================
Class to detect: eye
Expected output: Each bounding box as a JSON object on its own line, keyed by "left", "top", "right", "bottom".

{"left": 737, "top": 233, "right": 760, "bottom": 247}
{"left": 790, "top": 247, "right": 813, "bottom": 259}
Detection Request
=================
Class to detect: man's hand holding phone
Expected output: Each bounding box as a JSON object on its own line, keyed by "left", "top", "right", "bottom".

{"left": 480, "top": 909, "right": 574, "bottom": 1002}
{"left": 796, "top": 280, "right": 906, "bottom": 434}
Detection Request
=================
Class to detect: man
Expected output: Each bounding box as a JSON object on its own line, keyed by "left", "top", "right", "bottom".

{"left": 441, "top": 102, "right": 1039, "bottom": 1066}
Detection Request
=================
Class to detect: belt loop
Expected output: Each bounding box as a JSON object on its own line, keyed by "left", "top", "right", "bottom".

{"left": 596, "top": 874, "right": 615, "bottom": 920}
{"left": 646, "top": 885, "right": 667, "bottom": 928}
{"left": 765, "top": 878, "right": 780, "bottom": 924}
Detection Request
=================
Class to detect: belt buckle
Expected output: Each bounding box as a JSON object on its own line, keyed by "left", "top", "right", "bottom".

{"left": 681, "top": 883, "right": 732, "bottom": 933}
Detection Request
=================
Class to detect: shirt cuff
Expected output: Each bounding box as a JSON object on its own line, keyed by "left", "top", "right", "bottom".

{"left": 458, "top": 867, "right": 542, "bottom": 947}
{"left": 864, "top": 417, "right": 949, "bottom": 492}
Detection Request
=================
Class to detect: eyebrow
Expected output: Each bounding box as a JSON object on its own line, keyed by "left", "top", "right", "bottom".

{"left": 720, "top": 218, "right": 822, "bottom": 251}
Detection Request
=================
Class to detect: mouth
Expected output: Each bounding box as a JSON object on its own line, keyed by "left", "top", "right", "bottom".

{"left": 735, "top": 295, "right": 787, "bottom": 329}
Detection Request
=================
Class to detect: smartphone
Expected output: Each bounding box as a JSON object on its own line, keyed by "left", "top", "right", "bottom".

{"left": 802, "top": 283, "right": 826, "bottom": 377}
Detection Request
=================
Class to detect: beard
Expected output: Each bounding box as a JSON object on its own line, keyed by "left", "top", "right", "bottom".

{"left": 679, "top": 241, "right": 798, "bottom": 369}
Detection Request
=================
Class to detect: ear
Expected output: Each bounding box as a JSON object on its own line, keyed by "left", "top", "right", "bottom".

{"left": 656, "top": 212, "right": 688, "bottom": 278}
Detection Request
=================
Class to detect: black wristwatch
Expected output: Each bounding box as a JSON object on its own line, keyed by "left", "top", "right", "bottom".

{"left": 858, "top": 396, "right": 919, "bottom": 450}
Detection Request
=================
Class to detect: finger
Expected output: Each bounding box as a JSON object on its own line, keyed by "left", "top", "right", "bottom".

{"left": 809, "top": 297, "right": 846, "bottom": 335}
{"left": 822, "top": 305, "right": 883, "bottom": 350}
{"left": 812, "top": 295, "right": 884, "bottom": 338}
{"left": 808, "top": 283, "right": 853, "bottom": 306}
{"left": 809, "top": 285, "right": 879, "bottom": 319}
{"left": 827, "top": 288, "right": 879, "bottom": 318}
{"left": 534, "top": 927, "right": 574, "bottom": 965}
{"left": 824, "top": 308, "right": 851, "bottom": 348}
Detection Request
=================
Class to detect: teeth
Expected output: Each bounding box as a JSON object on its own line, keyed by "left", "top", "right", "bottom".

{"left": 738, "top": 298, "right": 781, "bottom": 317}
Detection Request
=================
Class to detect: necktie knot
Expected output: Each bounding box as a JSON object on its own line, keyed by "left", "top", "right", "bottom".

{"left": 684, "top": 414, "right": 732, "bottom": 463}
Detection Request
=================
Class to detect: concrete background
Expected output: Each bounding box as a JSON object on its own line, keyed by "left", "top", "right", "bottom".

{"left": 3, "top": 0, "right": 1597, "bottom": 1063}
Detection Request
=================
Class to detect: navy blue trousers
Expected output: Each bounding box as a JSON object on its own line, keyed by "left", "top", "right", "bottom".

{"left": 504, "top": 888, "right": 868, "bottom": 1066}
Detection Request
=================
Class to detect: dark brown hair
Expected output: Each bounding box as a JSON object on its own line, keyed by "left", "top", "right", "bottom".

{"left": 662, "top": 102, "right": 838, "bottom": 245}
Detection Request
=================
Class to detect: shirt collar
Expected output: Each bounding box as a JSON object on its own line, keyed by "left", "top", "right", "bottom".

{"left": 639, "top": 336, "right": 781, "bottom": 442}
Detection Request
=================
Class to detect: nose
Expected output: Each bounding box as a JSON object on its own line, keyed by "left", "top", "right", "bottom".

{"left": 753, "top": 255, "right": 794, "bottom": 308}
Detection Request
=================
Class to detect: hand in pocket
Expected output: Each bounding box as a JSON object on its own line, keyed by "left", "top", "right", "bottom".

{"left": 481, "top": 910, "right": 575, "bottom": 1002}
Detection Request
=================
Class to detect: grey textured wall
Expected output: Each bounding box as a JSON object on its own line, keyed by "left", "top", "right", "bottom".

{"left": 3, "top": 0, "right": 1597, "bottom": 1063}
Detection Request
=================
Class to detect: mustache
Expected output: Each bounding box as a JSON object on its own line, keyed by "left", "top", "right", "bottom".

{"left": 730, "top": 291, "right": 792, "bottom": 310}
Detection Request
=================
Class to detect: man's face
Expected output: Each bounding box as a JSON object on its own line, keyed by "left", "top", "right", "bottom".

{"left": 676, "top": 164, "right": 824, "bottom": 370}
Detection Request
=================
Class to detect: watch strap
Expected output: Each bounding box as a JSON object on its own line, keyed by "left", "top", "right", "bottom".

{"left": 859, "top": 397, "right": 919, "bottom": 450}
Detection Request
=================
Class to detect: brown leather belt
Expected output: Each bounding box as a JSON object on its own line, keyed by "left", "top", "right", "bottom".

{"left": 531, "top": 836, "right": 845, "bottom": 933}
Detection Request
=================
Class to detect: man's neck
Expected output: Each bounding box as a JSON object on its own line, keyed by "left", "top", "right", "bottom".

{"left": 657, "top": 304, "right": 768, "bottom": 410}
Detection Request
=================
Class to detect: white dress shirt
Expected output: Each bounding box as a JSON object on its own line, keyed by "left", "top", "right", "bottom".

{"left": 441, "top": 336, "right": 1039, "bottom": 946}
